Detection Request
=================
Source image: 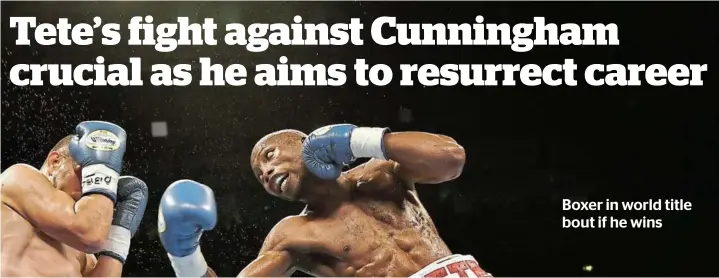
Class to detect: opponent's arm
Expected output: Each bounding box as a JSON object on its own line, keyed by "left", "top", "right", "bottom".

{"left": 158, "top": 180, "right": 217, "bottom": 278}
{"left": 84, "top": 176, "right": 149, "bottom": 277}
{"left": 303, "top": 124, "right": 466, "bottom": 184}
{"left": 1, "top": 164, "right": 113, "bottom": 253}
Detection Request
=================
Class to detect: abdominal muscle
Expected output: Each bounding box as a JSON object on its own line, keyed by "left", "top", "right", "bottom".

{"left": 296, "top": 202, "right": 452, "bottom": 277}
{"left": 1, "top": 204, "right": 85, "bottom": 277}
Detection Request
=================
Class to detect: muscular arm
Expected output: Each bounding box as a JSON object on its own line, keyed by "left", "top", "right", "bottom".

{"left": 238, "top": 250, "right": 297, "bottom": 277}
{"left": 0, "top": 164, "right": 113, "bottom": 253}
{"left": 383, "top": 132, "right": 466, "bottom": 184}
{"left": 238, "top": 221, "right": 297, "bottom": 277}
{"left": 238, "top": 216, "right": 320, "bottom": 277}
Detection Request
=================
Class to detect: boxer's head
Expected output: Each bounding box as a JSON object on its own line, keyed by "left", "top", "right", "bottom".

{"left": 251, "top": 129, "right": 309, "bottom": 202}
{"left": 41, "top": 135, "right": 82, "bottom": 200}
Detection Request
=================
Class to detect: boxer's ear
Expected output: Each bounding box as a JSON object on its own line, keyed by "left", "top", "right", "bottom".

{"left": 300, "top": 136, "right": 306, "bottom": 143}
{"left": 44, "top": 151, "right": 64, "bottom": 174}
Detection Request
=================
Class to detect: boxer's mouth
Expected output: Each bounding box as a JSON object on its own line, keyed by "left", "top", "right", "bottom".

{"left": 271, "top": 173, "right": 289, "bottom": 194}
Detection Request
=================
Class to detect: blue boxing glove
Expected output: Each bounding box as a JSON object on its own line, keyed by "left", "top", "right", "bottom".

{"left": 69, "top": 121, "right": 127, "bottom": 203}
{"left": 302, "top": 124, "right": 390, "bottom": 180}
{"left": 159, "top": 180, "right": 217, "bottom": 277}
{"left": 99, "top": 176, "right": 149, "bottom": 264}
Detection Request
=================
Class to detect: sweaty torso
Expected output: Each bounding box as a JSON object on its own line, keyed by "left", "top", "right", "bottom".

{"left": 275, "top": 161, "right": 459, "bottom": 277}
{"left": 1, "top": 204, "right": 87, "bottom": 277}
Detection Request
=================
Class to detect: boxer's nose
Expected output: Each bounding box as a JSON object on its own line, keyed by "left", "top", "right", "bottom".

{"left": 261, "top": 167, "right": 275, "bottom": 184}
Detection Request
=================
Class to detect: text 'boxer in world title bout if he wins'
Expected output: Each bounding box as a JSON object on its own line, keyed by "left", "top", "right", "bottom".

{"left": 1, "top": 121, "right": 149, "bottom": 277}
{"left": 158, "top": 123, "right": 492, "bottom": 277}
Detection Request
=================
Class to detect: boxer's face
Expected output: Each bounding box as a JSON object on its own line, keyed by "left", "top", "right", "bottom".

{"left": 47, "top": 152, "right": 83, "bottom": 200}
{"left": 251, "top": 132, "right": 307, "bottom": 202}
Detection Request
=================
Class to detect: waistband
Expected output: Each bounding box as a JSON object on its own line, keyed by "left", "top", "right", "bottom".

{"left": 409, "top": 254, "right": 492, "bottom": 278}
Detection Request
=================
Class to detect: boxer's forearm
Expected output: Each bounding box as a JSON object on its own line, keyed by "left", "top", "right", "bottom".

{"left": 85, "top": 256, "right": 123, "bottom": 277}
{"left": 383, "top": 132, "right": 466, "bottom": 183}
{"left": 71, "top": 196, "right": 115, "bottom": 251}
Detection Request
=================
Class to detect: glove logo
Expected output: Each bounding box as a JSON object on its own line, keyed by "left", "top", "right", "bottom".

{"left": 86, "top": 130, "right": 121, "bottom": 151}
{"left": 157, "top": 208, "right": 166, "bottom": 233}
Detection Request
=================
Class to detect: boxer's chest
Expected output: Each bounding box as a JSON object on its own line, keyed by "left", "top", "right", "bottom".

{"left": 302, "top": 168, "right": 448, "bottom": 275}
{"left": 1, "top": 207, "right": 85, "bottom": 276}
{"left": 309, "top": 199, "right": 440, "bottom": 262}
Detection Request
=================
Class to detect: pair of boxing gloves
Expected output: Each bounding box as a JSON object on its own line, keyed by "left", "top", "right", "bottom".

{"left": 70, "top": 121, "right": 149, "bottom": 264}
{"left": 160, "top": 124, "right": 390, "bottom": 277}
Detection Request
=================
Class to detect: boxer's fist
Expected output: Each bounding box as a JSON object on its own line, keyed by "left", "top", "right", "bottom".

{"left": 99, "top": 176, "right": 149, "bottom": 264}
{"left": 302, "top": 124, "right": 357, "bottom": 180}
{"left": 302, "top": 124, "right": 390, "bottom": 180}
{"left": 159, "top": 180, "right": 217, "bottom": 258}
{"left": 70, "top": 121, "right": 127, "bottom": 172}
{"left": 69, "top": 121, "right": 127, "bottom": 202}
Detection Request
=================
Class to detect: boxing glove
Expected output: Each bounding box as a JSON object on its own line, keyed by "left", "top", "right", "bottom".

{"left": 302, "top": 124, "right": 390, "bottom": 180}
{"left": 69, "top": 121, "right": 127, "bottom": 203}
{"left": 159, "top": 180, "right": 217, "bottom": 277}
{"left": 99, "top": 176, "right": 149, "bottom": 264}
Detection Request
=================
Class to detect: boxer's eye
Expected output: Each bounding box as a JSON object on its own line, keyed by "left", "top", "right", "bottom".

{"left": 266, "top": 150, "right": 275, "bottom": 160}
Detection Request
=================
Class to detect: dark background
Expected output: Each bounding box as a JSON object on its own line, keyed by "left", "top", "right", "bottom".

{"left": 2, "top": 1, "right": 718, "bottom": 277}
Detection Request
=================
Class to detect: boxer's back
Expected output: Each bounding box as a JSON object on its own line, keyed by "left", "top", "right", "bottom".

{"left": 1, "top": 202, "right": 85, "bottom": 277}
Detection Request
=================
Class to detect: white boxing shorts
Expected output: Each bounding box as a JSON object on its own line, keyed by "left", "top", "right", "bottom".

{"left": 409, "top": 254, "right": 492, "bottom": 278}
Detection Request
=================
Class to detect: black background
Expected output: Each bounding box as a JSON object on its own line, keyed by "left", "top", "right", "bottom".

{"left": 2, "top": 1, "right": 718, "bottom": 277}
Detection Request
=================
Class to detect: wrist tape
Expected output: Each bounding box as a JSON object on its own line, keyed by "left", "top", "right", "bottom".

{"left": 99, "top": 225, "right": 131, "bottom": 263}
{"left": 168, "top": 247, "right": 209, "bottom": 277}
{"left": 350, "top": 127, "right": 390, "bottom": 160}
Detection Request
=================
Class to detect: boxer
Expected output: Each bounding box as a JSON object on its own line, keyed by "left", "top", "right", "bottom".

{"left": 159, "top": 124, "right": 490, "bottom": 277}
{"left": 1, "top": 121, "right": 149, "bottom": 277}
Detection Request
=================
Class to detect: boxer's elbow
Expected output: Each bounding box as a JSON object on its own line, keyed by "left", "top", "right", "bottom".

{"left": 79, "top": 236, "right": 106, "bottom": 254}
{"left": 416, "top": 144, "right": 465, "bottom": 184}
{"left": 438, "top": 144, "right": 466, "bottom": 180}
{"left": 76, "top": 232, "right": 107, "bottom": 253}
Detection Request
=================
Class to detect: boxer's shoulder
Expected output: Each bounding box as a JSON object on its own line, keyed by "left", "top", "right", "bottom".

{"left": 275, "top": 215, "right": 309, "bottom": 228}
{"left": 2, "top": 163, "right": 41, "bottom": 182}
{"left": 1, "top": 164, "right": 45, "bottom": 204}
{"left": 261, "top": 215, "right": 311, "bottom": 253}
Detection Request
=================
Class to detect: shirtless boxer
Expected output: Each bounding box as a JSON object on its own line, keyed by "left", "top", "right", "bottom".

{"left": 1, "top": 121, "right": 149, "bottom": 277}
{"left": 158, "top": 124, "right": 490, "bottom": 277}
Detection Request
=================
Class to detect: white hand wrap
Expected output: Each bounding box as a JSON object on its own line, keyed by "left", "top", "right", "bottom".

{"left": 350, "top": 127, "right": 389, "bottom": 160}
{"left": 104, "top": 225, "right": 131, "bottom": 261}
{"left": 81, "top": 164, "right": 119, "bottom": 196}
{"left": 168, "top": 247, "right": 209, "bottom": 277}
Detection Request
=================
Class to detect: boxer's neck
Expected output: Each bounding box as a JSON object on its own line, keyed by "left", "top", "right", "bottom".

{"left": 301, "top": 177, "right": 352, "bottom": 212}
{"left": 38, "top": 166, "right": 57, "bottom": 188}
